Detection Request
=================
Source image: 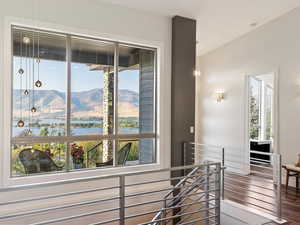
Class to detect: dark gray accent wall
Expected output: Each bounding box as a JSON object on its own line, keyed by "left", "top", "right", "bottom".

{"left": 171, "top": 16, "right": 196, "bottom": 168}
{"left": 139, "top": 49, "right": 155, "bottom": 163}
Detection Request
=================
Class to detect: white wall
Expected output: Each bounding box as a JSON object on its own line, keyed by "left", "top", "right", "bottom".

{"left": 0, "top": 0, "right": 172, "bottom": 216}
{"left": 196, "top": 6, "right": 300, "bottom": 183}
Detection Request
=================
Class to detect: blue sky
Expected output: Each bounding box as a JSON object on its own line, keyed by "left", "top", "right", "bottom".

{"left": 14, "top": 58, "right": 139, "bottom": 93}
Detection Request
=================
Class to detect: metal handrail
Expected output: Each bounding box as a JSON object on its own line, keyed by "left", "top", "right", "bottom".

{"left": 164, "top": 166, "right": 201, "bottom": 199}
{"left": 0, "top": 162, "right": 222, "bottom": 225}
{"left": 183, "top": 142, "right": 285, "bottom": 224}
{"left": 150, "top": 166, "right": 203, "bottom": 224}
{"left": 151, "top": 162, "right": 221, "bottom": 225}
{"left": 0, "top": 185, "right": 120, "bottom": 206}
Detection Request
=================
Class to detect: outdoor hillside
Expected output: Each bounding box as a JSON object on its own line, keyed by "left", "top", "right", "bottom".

{"left": 13, "top": 88, "right": 139, "bottom": 119}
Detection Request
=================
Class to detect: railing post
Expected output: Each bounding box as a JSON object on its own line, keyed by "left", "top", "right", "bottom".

{"left": 204, "top": 163, "right": 210, "bottom": 225}
{"left": 221, "top": 147, "right": 225, "bottom": 200}
{"left": 86, "top": 151, "right": 89, "bottom": 168}
{"left": 182, "top": 142, "right": 187, "bottom": 176}
{"left": 162, "top": 199, "right": 167, "bottom": 225}
{"left": 275, "top": 154, "right": 282, "bottom": 221}
{"left": 182, "top": 142, "right": 187, "bottom": 166}
{"left": 119, "top": 175, "right": 125, "bottom": 225}
{"left": 215, "top": 163, "right": 221, "bottom": 225}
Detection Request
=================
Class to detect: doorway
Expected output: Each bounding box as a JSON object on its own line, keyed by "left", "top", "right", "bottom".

{"left": 246, "top": 73, "right": 278, "bottom": 174}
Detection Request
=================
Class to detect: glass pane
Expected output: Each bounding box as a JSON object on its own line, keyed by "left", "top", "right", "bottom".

{"left": 118, "top": 46, "right": 155, "bottom": 134}
{"left": 11, "top": 142, "right": 66, "bottom": 177}
{"left": 117, "top": 138, "right": 155, "bottom": 166}
{"left": 12, "top": 27, "right": 67, "bottom": 137}
{"left": 249, "top": 77, "right": 261, "bottom": 140}
{"left": 71, "top": 38, "right": 115, "bottom": 136}
{"left": 265, "top": 87, "right": 273, "bottom": 140}
{"left": 69, "top": 140, "right": 114, "bottom": 170}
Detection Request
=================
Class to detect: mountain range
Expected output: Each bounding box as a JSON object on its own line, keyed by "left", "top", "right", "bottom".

{"left": 13, "top": 88, "right": 139, "bottom": 119}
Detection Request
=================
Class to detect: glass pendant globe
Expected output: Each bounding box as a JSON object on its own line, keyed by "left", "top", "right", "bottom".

{"left": 17, "top": 120, "right": 25, "bottom": 127}
{"left": 35, "top": 80, "right": 42, "bottom": 88}
{"left": 18, "top": 68, "right": 24, "bottom": 75}
{"left": 31, "top": 107, "right": 37, "bottom": 113}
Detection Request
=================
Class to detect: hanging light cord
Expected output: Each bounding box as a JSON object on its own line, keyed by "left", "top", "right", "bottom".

{"left": 36, "top": 0, "right": 40, "bottom": 82}
{"left": 37, "top": 31, "right": 40, "bottom": 81}
{"left": 25, "top": 38, "right": 28, "bottom": 94}
{"left": 20, "top": 31, "right": 23, "bottom": 70}
{"left": 19, "top": 31, "right": 23, "bottom": 121}
{"left": 32, "top": 30, "right": 35, "bottom": 109}
{"left": 28, "top": 38, "right": 31, "bottom": 132}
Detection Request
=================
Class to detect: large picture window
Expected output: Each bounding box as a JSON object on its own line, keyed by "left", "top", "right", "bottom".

{"left": 11, "top": 26, "right": 157, "bottom": 177}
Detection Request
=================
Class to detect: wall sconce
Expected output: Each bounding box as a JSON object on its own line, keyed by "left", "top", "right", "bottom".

{"left": 215, "top": 89, "right": 225, "bottom": 102}
{"left": 194, "top": 70, "right": 201, "bottom": 77}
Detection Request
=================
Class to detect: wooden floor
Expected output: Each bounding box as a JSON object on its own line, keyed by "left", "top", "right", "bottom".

{"left": 282, "top": 187, "right": 300, "bottom": 225}
{"left": 224, "top": 168, "right": 300, "bottom": 225}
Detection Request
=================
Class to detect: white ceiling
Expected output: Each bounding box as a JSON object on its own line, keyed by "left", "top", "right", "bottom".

{"left": 95, "top": 0, "right": 300, "bottom": 56}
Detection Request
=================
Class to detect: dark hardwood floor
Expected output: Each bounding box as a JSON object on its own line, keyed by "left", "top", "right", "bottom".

{"left": 224, "top": 168, "right": 300, "bottom": 225}
{"left": 281, "top": 187, "right": 300, "bottom": 225}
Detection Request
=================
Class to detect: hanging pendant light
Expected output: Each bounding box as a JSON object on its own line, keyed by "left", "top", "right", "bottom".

{"left": 18, "top": 68, "right": 24, "bottom": 75}
{"left": 36, "top": 17, "right": 42, "bottom": 89}
{"left": 18, "top": 30, "right": 24, "bottom": 76}
{"left": 35, "top": 80, "right": 42, "bottom": 87}
{"left": 17, "top": 30, "right": 25, "bottom": 128}
{"left": 25, "top": 32, "right": 30, "bottom": 131}
{"left": 35, "top": 37, "right": 42, "bottom": 88}
{"left": 31, "top": 106, "right": 37, "bottom": 113}
{"left": 24, "top": 89, "right": 29, "bottom": 95}
{"left": 17, "top": 120, "right": 25, "bottom": 128}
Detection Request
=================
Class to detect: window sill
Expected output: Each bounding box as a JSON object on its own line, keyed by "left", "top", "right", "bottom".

{"left": 3, "top": 162, "right": 163, "bottom": 189}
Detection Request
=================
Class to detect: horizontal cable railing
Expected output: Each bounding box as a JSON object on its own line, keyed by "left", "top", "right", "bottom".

{"left": 151, "top": 162, "right": 221, "bottom": 225}
{"left": 0, "top": 162, "right": 221, "bottom": 225}
{"left": 183, "top": 142, "right": 286, "bottom": 224}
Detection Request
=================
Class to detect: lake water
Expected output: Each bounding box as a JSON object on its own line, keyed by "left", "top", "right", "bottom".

{"left": 13, "top": 127, "right": 139, "bottom": 137}
{"left": 12, "top": 119, "right": 139, "bottom": 137}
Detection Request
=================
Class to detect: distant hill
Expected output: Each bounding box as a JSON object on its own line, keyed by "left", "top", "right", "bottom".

{"left": 13, "top": 88, "right": 139, "bottom": 119}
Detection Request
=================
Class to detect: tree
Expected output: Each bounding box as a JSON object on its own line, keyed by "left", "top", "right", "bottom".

{"left": 249, "top": 87, "right": 259, "bottom": 140}
{"left": 39, "top": 127, "right": 49, "bottom": 137}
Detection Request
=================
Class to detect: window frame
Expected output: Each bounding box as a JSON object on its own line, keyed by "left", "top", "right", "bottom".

{"left": 263, "top": 85, "right": 273, "bottom": 140}
{"left": 3, "top": 21, "right": 163, "bottom": 187}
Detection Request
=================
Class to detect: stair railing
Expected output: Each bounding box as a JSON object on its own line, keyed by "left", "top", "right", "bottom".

{"left": 151, "top": 162, "right": 221, "bottom": 225}
{"left": 0, "top": 162, "right": 221, "bottom": 225}
{"left": 183, "top": 142, "right": 286, "bottom": 224}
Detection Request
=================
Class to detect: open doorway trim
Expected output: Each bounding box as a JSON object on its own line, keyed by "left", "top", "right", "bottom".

{"left": 244, "top": 69, "right": 280, "bottom": 175}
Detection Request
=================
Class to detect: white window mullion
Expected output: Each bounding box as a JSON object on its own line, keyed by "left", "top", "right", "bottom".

{"left": 66, "top": 35, "right": 72, "bottom": 171}
{"left": 260, "top": 81, "right": 266, "bottom": 141}
{"left": 113, "top": 43, "right": 119, "bottom": 166}
{"left": 256, "top": 78, "right": 262, "bottom": 141}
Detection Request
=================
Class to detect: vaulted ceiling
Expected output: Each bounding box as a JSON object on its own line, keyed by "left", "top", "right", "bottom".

{"left": 95, "top": 0, "right": 300, "bottom": 56}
